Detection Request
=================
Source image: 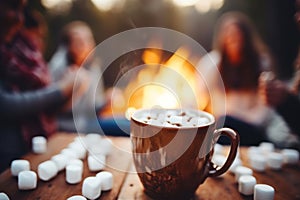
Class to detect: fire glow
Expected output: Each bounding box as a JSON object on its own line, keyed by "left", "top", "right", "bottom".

{"left": 123, "top": 47, "right": 208, "bottom": 117}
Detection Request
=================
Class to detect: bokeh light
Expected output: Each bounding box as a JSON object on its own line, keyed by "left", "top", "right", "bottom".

{"left": 171, "top": 0, "right": 225, "bottom": 13}
{"left": 91, "top": 0, "right": 122, "bottom": 12}
{"left": 41, "top": 0, "right": 72, "bottom": 10}
{"left": 172, "top": 0, "right": 199, "bottom": 7}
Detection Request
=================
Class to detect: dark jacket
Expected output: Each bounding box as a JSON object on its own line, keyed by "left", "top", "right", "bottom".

{"left": 276, "top": 93, "right": 300, "bottom": 137}
{"left": 0, "top": 83, "right": 65, "bottom": 172}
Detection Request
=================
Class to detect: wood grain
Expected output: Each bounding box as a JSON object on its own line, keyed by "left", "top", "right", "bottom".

{"left": 0, "top": 134, "right": 300, "bottom": 200}
{"left": 0, "top": 133, "right": 132, "bottom": 200}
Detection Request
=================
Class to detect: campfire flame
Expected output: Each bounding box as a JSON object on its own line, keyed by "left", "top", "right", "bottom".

{"left": 123, "top": 47, "right": 208, "bottom": 117}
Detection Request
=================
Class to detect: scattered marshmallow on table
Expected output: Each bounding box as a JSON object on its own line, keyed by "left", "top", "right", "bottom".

{"left": 82, "top": 176, "right": 102, "bottom": 200}
{"left": 18, "top": 170, "right": 37, "bottom": 190}
{"left": 281, "top": 149, "right": 299, "bottom": 164}
{"left": 213, "top": 143, "right": 224, "bottom": 155}
{"left": 238, "top": 175, "right": 257, "bottom": 195}
{"left": 234, "top": 166, "right": 253, "bottom": 181}
{"left": 249, "top": 155, "right": 266, "bottom": 172}
{"left": 66, "top": 165, "right": 83, "bottom": 184}
{"left": 96, "top": 171, "right": 113, "bottom": 191}
{"left": 212, "top": 154, "right": 227, "bottom": 176}
{"left": 98, "top": 138, "right": 113, "bottom": 156}
{"left": 67, "top": 159, "right": 84, "bottom": 169}
{"left": 85, "top": 133, "right": 102, "bottom": 146}
{"left": 267, "top": 152, "right": 283, "bottom": 170}
{"left": 247, "top": 146, "right": 261, "bottom": 158}
{"left": 88, "top": 155, "right": 106, "bottom": 172}
{"left": 74, "top": 135, "right": 86, "bottom": 143}
{"left": 229, "top": 157, "right": 242, "bottom": 174}
{"left": 11, "top": 160, "right": 30, "bottom": 176}
{"left": 61, "top": 148, "right": 79, "bottom": 160}
{"left": 0, "top": 192, "right": 10, "bottom": 200}
{"left": 67, "top": 195, "right": 87, "bottom": 200}
{"left": 259, "top": 142, "right": 274, "bottom": 155}
{"left": 38, "top": 160, "right": 58, "bottom": 181}
{"left": 32, "top": 136, "right": 47, "bottom": 154}
{"left": 89, "top": 138, "right": 113, "bottom": 156}
{"left": 254, "top": 184, "right": 275, "bottom": 200}
{"left": 68, "top": 142, "right": 87, "bottom": 160}
{"left": 212, "top": 154, "right": 226, "bottom": 167}
{"left": 51, "top": 154, "right": 68, "bottom": 171}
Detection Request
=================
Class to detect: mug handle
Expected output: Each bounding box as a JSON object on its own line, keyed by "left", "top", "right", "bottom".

{"left": 208, "top": 127, "right": 240, "bottom": 177}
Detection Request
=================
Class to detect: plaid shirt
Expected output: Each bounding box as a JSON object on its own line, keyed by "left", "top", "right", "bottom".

{"left": 0, "top": 31, "right": 56, "bottom": 146}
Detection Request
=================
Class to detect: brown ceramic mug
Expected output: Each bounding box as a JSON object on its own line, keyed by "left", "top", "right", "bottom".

{"left": 130, "top": 108, "right": 239, "bottom": 199}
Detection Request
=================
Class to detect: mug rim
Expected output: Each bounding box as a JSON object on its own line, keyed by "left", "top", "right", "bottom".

{"left": 131, "top": 108, "right": 215, "bottom": 129}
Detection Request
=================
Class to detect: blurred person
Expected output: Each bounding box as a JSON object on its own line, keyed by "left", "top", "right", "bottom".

{"left": 259, "top": 0, "right": 300, "bottom": 138}
{"left": 0, "top": 0, "right": 81, "bottom": 172}
{"left": 197, "top": 12, "right": 299, "bottom": 147}
{"left": 49, "top": 21, "right": 130, "bottom": 136}
{"left": 22, "top": 6, "right": 48, "bottom": 54}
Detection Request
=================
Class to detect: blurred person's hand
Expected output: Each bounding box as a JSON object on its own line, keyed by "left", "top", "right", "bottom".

{"left": 259, "top": 72, "right": 290, "bottom": 108}
{"left": 70, "top": 65, "right": 91, "bottom": 97}
{"left": 57, "top": 66, "right": 90, "bottom": 111}
{"left": 57, "top": 67, "right": 78, "bottom": 99}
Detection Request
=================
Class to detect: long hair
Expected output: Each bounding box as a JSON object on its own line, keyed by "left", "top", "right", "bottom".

{"left": 213, "top": 12, "right": 272, "bottom": 91}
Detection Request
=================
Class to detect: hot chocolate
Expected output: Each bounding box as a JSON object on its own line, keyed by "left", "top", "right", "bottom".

{"left": 132, "top": 109, "right": 212, "bottom": 128}
{"left": 131, "top": 108, "right": 239, "bottom": 200}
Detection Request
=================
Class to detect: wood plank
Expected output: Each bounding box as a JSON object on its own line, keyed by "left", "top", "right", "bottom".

{"left": 118, "top": 162, "right": 148, "bottom": 200}
{"left": 118, "top": 147, "right": 300, "bottom": 200}
{"left": 0, "top": 133, "right": 132, "bottom": 200}
{"left": 1, "top": 134, "right": 300, "bottom": 200}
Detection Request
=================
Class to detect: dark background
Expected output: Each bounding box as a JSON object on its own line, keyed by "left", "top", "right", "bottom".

{"left": 27, "top": 0, "right": 299, "bottom": 87}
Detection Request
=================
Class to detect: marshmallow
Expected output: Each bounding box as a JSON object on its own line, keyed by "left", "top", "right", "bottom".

{"left": 51, "top": 154, "right": 68, "bottom": 171}
{"left": 281, "top": 149, "right": 299, "bottom": 164}
{"left": 32, "top": 136, "right": 47, "bottom": 154}
{"left": 0, "top": 192, "right": 10, "bottom": 200}
{"left": 249, "top": 155, "right": 266, "bottom": 172}
{"left": 213, "top": 143, "right": 224, "bottom": 155}
{"left": 82, "top": 177, "right": 101, "bottom": 200}
{"left": 212, "top": 154, "right": 226, "bottom": 167}
{"left": 254, "top": 184, "right": 275, "bottom": 200}
{"left": 11, "top": 160, "right": 30, "bottom": 176}
{"left": 73, "top": 136, "right": 87, "bottom": 146}
{"left": 96, "top": 171, "right": 113, "bottom": 191}
{"left": 66, "top": 165, "right": 83, "bottom": 184}
{"left": 67, "top": 195, "right": 87, "bottom": 200}
{"left": 68, "top": 142, "right": 87, "bottom": 160}
{"left": 85, "top": 133, "right": 102, "bottom": 146}
{"left": 61, "top": 148, "right": 79, "bottom": 160}
{"left": 148, "top": 119, "right": 163, "bottom": 126}
{"left": 18, "top": 170, "right": 37, "bottom": 190}
{"left": 259, "top": 142, "right": 274, "bottom": 155}
{"left": 168, "top": 116, "right": 183, "bottom": 125}
{"left": 197, "top": 117, "right": 210, "bottom": 125}
{"left": 187, "top": 117, "right": 209, "bottom": 126}
{"left": 162, "top": 122, "right": 178, "bottom": 128}
{"left": 235, "top": 166, "right": 253, "bottom": 181}
{"left": 88, "top": 155, "right": 106, "bottom": 172}
{"left": 157, "top": 113, "right": 167, "bottom": 123}
{"left": 89, "top": 146, "right": 106, "bottom": 156}
{"left": 38, "top": 160, "right": 58, "bottom": 181}
{"left": 67, "top": 159, "right": 84, "bottom": 169}
{"left": 247, "top": 146, "right": 261, "bottom": 158}
{"left": 267, "top": 152, "right": 283, "bottom": 170}
{"left": 98, "top": 138, "right": 113, "bottom": 156}
{"left": 229, "top": 157, "right": 242, "bottom": 173}
{"left": 238, "top": 175, "right": 257, "bottom": 195}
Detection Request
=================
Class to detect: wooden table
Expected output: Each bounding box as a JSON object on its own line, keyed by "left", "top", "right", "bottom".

{"left": 0, "top": 133, "right": 299, "bottom": 200}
